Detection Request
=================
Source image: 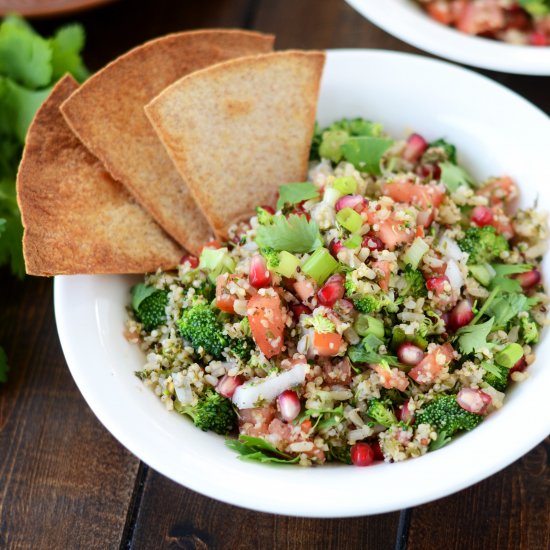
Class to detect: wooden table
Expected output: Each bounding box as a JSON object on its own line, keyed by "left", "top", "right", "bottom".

{"left": 1, "top": 0, "right": 549, "bottom": 548}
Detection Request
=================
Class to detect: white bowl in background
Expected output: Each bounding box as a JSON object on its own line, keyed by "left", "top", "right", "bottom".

{"left": 346, "top": 0, "right": 550, "bottom": 75}
{"left": 55, "top": 50, "right": 550, "bottom": 517}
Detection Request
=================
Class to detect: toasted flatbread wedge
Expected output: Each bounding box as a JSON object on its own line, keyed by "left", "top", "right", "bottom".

{"left": 60, "top": 30, "right": 275, "bottom": 255}
{"left": 17, "top": 76, "right": 182, "bottom": 276}
{"left": 145, "top": 50, "right": 325, "bottom": 238}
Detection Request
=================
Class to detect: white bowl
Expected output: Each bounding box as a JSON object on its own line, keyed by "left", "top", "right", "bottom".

{"left": 54, "top": 50, "right": 550, "bottom": 517}
{"left": 346, "top": 0, "right": 550, "bottom": 75}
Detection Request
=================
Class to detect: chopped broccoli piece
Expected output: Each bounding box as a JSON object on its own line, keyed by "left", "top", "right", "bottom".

{"left": 228, "top": 337, "right": 254, "bottom": 361}
{"left": 327, "top": 444, "right": 352, "bottom": 464}
{"left": 482, "top": 362, "right": 509, "bottom": 392}
{"left": 131, "top": 284, "right": 168, "bottom": 331}
{"left": 429, "top": 138, "right": 457, "bottom": 164}
{"left": 176, "top": 388, "right": 237, "bottom": 435}
{"left": 458, "top": 226, "right": 509, "bottom": 265}
{"left": 415, "top": 395, "right": 483, "bottom": 438}
{"left": 367, "top": 399, "right": 398, "bottom": 428}
{"left": 520, "top": 316, "right": 539, "bottom": 344}
{"left": 353, "top": 294, "right": 390, "bottom": 314}
{"left": 305, "top": 314, "right": 336, "bottom": 333}
{"left": 260, "top": 247, "right": 280, "bottom": 269}
{"left": 402, "top": 264, "right": 427, "bottom": 298}
{"left": 256, "top": 206, "right": 274, "bottom": 225}
{"left": 177, "top": 304, "right": 229, "bottom": 359}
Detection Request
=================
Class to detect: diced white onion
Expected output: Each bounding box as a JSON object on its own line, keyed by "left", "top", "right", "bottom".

{"left": 323, "top": 186, "right": 342, "bottom": 207}
{"left": 175, "top": 384, "right": 194, "bottom": 405}
{"left": 440, "top": 237, "right": 463, "bottom": 262}
{"left": 445, "top": 258, "right": 464, "bottom": 290}
{"left": 232, "top": 362, "right": 307, "bottom": 409}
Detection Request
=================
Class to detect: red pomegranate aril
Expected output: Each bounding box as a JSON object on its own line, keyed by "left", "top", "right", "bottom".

{"left": 403, "top": 133, "right": 428, "bottom": 163}
{"left": 471, "top": 205, "right": 494, "bottom": 227}
{"left": 514, "top": 269, "right": 541, "bottom": 290}
{"left": 326, "top": 273, "right": 345, "bottom": 285}
{"left": 335, "top": 194, "right": 366, "bottom": 213}
{"left": 277, "top": 390, "right": 301, "bottom": 422}
{"left": 397, "top": 343, "right": 425, "bottom": 366}
{"left": 317, "top": 280, "right": 345, "bottom": 307}
{"left": 249, "top": 254, "right": 272, "bottom": 289}
{"left": 456, "top": 388, "right": 492, "bottom": 415}
{"left": 261, "top": 204, "right": 275, "bottom": 214}
{"left": 180, "top": 255, "right": 199, "bottom": 268}
{"left": 399, "top": 399, "right": 415, "bottom": 424}
{"left": 509, "top": 356, "right": 527, "bottom": 377}
{"left": 351, "top": 442, "right": 375, "bottom": 467}
{"left": 216, "top": 374, "right": 243, "bottom": 399}
{"left": 448, "top": 300, "right": 474, "bottom": 331}
{"left": 329, "top": 238, "right": 344, "bottom": 257}
{"left": 292, "top": 304, "right": 312, "bottom": 319}
{"left": 371, "top": 440, "right": 384, "bottom": 461}
{"left": 529, "top": 31, "right": 549, "bottom": 46}
{"left": 425, "top": 275, "right": 450, "bottom": 295}
{"left": 361, "top": 234, "right": 384, "bottom": 251}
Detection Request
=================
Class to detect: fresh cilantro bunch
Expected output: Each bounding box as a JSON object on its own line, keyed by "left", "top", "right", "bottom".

{"left": 0, "top": 15, "right": 89, "bottom": 278}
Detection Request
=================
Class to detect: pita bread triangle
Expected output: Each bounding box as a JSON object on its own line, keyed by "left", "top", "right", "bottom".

{"left": 145, "top": 50, "right": 325, "bottom": 239}
{"left": 60, "top": 30, "right": 275, "bottom": 255}
{"left": 17, "top": 75, "right": 182, "bottom": 276}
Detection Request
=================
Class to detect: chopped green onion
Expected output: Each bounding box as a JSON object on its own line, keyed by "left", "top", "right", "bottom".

{"left": 273, "top": 251, "right": 301, "bottom": 278}
{"left": 355, "top": 314, "right": 384, "bottom": 338}
{"left": 199, "top": 247, "right": 235, "bottom": 282}
{"left": 344, "top": 234, "right": 362, "bottom": 249}
{"left": 495, "top": 343, "right": 523, "bottom": 369}
{"left": 402, "top": 237, "right": 429, "bottom": 269}
{"left": 469, "top": 264, "right": 495, "bottom": 287}
{"left": 333, "top": 176, "right": 357, "bottom": 195}
{"left": 336, "top": 207, "right": 363, "bottom": 233}
{"left": 301, "top": 247, "right": 339, "bottom": 284}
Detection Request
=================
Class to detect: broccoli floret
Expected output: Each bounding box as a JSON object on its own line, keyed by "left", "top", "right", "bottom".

{"left": 367, "top": 399, "right": 398, "bottom": 428}
{"left": 177, "top": 304, "right": 229, "bottom": 358}
{"left": 256, "top": 206, "right": 274, "bottom": 225}
{"left": 402, "top": 264, "right": 427, "bottom": 298}
{"left": 483, "top": 363, "right": 509, "bottom": 392}
{"left": 520, "top": 316, "right": 539, "bottom": 344}
{"left": 415, "top": 395, "right": 482, "bottom": 439}
{"left": 131, "top": 284, "right": 168, "bottom": 331}
{"left": 260, "top": 247, "right": 280, "bottom": 270}
{"left": 353, "top": 294, "right": 390, "bottom": 314}
{"left": 458, "top": 226, "right": 509, "bottom": 265}
{"left": 344, "top": 272, "right": 357, "bottom": 295}
{"left": 304, "top": 314, "right": 336, "bottom": 333}
{"left": 327, "top": 444, "right": 352, "bottom": 465}
{"left": 177, "top": 389, "right": 237, "bottom": 435}
{"left": 228, "top": 337, "right": 254, "bottom": 361}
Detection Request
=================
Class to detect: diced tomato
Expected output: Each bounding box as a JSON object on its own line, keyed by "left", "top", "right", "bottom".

{"left": 378, "top": 216, "right": 415, "bottom": 251}
{"left": 476, "top": 177, "right": 518, "bottom": 212}
{"left": 215, "top": 273, "right": 240, "bottom": 313}
{"left": 371, "top": 363, "right": 409, "bottom": 392}
{"left": 180, "top": 255, "right": 199, "bottom": 268}
{"left": 371, "top": 260, "right": 391, "bottom": 291}
{"left": 322, "top": 357, "right": 352, "bottom": 386}
{"left": 426, "top": 1, "right": 454, "bottom": 24}
{"left": 247, "top": 293, "right": 286, "bottom": 358}
{"left": 409, "top": 343, "right": 454, "bottom": 384}
{"left": 294, "top": 279, "right": 315, "bottom": 302}
{"left": 313, "top": 332, "right": 342, "bottom": 356}
{"left": 238, "top": 405, "right": 275, "bottom": 436}
{"left": 383, "top": 180, "right": 445, "bottom": 209}
{"left": 529, "top": 31, "right": 549, "bottom": 46}
{"left": 455, "top": 1, "right": 505, "bottom": 35}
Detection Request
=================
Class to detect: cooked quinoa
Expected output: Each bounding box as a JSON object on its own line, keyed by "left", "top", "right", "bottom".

{"left": 127, "top": 118, "right": 547, "bottom": 467}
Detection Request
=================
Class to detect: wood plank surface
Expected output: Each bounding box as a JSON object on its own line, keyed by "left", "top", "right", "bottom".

{"left": 0, "top": 0, "right": 548, "bottom": 549}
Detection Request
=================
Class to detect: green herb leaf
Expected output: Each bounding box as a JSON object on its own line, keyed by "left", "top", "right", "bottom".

{"left": 429, "top": 430, "right": 452, "bottom": 451}
{"left": 439, "top": 161, "right": 474, "bottom": 193}
{"left": 49, "top": 24, "right": 89, "bottom": 82}
{"left": 456, "top": 317, "right": 494, "bottom": 354}
{"left": 225, "top": 435, "right": 300, "bottom": 464}
{"left": 485, "top": 293, "right": 529, "bottom": 327}
{"left": 276, "top": 182, "right": 319, "bottom": 211}
{"left": 340, "top": 136, "right": 394, "bottom": 175}
{"left": 255, "top": 214, "right": 322, "bottom": 253}
{"left": 0, "top": 345, "right": 8, "bottom": 383}
{"left": 348, "top": 333, "right": 403, "bottom": 367}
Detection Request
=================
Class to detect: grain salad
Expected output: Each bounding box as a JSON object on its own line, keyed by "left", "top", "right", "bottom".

{"left": 126, "top": 118, "right": 547, "bottom": 467}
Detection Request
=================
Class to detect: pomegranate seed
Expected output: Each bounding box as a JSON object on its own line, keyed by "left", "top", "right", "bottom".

{"left": 471, "top": 205, "right": 494, "bottom": 227}
{"left": 514, "top": 269, "right": 541, "bottom": 290}
{"left": 329, "top": 238, "right": 344, "bottom": 257}
{"left": 292, "top": 304, "right": 312, "bottom": 319}
{"left": 509, "top": 356, "right": 527, "bottom": 377}
{"left": 317, "top": 280, "right": 345, "bottom": 307}
{"left": 361, "top": 234, "right": 384, "bottom": 251}
{"left": 371, "top": 440, "right": 384, "bottom": 461}
{"left": 398, "top": 399, "right": 415, "bottom": 424}
{"left": 529, "top": 31, "right": 549, "bottom": 46}
{"left": 326, "top": 273, "right": 345, "bottom": 285}
{"left": 397, "top": 343, "right": 425, "bottom": 366}
{"left": 448, "top": 300, "right": 474, "bottom": 332}
{"left": 432, "top": 163, "right": 441, "bottom": 180}
{"left": 180, "top": 255, "right": 199, "bottom": 268}
{"left": 277, "top": 390, "right": 301, "bottom": 422}
{"left": 456, "top": 388, "right": 492, "bottom": 415}
{"left": 402, "top": 133, "right": 428, "bottom": 163}
{"left": 351, "top": 442, "right": 375, "bottom": 467}
{"left": 425, "top": 275, "right": 450, "bottom": 295}
{"left": 216, "top": 374, "right": 243, "bottom": 399}
{"left": 249, "top": 255, "right": 272, "bottom": 289}
{"left": 335, "top": 194, "right": 366, "bottom": 213}
{"left": 292, "top": 206, "right": 311, "bottom": 220}
{"left": 261, "top": 204, "right": 275, "bottom": 214}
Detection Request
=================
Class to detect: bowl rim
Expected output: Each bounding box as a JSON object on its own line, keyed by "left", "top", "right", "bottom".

{"left": 345, "top": 0, "right": 550, "bottom": 75}
{"left": 54, "top": 49, "right": 550, "bottom": 517}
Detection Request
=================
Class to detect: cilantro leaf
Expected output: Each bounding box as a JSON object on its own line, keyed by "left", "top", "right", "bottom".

{"left": 276, "top": 182, "right": 319, "bottom": 211}
{"left": 485, "top": 293, "right": 529, "bottom": 327}
{"left": 0, "top": 346, "right": 7, "bottom": 383}
{"left": 439, "top": 161, "right": 474, "bottom": 193}
{"left": 489, "top": 264, "right": 532, "bottom": 293}
{"left": 225, "top": 435, "right": 299, "bottom": 464}
{"left": 255, "top": 214, "right": 322, "bottom": 253}
{"left": 340, "top": 136, "right": 393, "bottom": 175}
{"left": 456, "top": 317, "right": 494, "bottom": 354}
{"left": 348, "top": 333, "right": 403, "bottom": 367}
{"left": 49, "top": 24, "right": 89, "bottom": 82}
